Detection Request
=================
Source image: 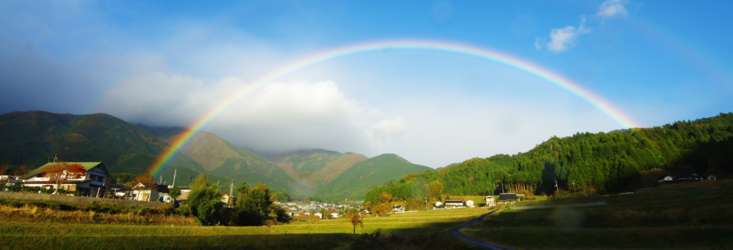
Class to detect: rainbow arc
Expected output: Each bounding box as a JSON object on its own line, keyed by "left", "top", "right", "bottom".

{"left": 146, "top": 39, "right": 639, "bottom": 176}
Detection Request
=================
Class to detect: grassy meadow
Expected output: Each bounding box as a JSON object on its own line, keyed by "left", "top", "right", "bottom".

{"left": 0, "top": 192, "right": 194, "bottom": 225}
{"left": 461, "top": 180, "right": 733, "bottom": 249}
{"left": 0, "top": 204, "right": 489, "bottom": 249}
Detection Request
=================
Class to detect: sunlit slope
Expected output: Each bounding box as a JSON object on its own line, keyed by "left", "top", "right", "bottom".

{"left": 147, "top": 129, "right": 295, "bottom": 192}
{"left": 273, "top": 149, "right": 367, "bottom": 184}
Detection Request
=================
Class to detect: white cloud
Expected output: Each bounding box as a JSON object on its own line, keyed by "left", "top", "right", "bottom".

{"left": 536, "top": 0, "right": 629, "bottom": 53}
{"left": 536, "top": 19, "right": 590, "bottom": 53}
{"left": 547, "top": 25, "right": 589, "bottom": 53}
{"left": 597, "top": 0, "right": 629, "bottom": 18}
{"left": 101, "top": 75, "right": 413, "bottom": 155}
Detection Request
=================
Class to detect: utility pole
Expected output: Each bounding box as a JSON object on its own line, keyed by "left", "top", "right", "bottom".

{"left": 229, "top": 180, "right": 234, "bottom": 208}
{"left": 171, "top": 169, "right": 177, "bottom": 188}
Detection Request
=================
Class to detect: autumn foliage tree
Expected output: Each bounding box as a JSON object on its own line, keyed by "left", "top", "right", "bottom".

{"left": 426, "top": 180, "right": 444, "bottom": 201}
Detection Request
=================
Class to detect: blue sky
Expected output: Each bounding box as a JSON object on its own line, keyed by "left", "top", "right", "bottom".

{"left": 1, "top": 1, "right": 732, "bottom": 166}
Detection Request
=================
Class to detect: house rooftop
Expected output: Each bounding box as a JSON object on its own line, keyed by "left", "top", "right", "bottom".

{"left": 25, "top": 162, "right": 104, "bottom": 178}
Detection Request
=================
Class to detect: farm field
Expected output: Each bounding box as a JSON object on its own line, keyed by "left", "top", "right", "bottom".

{"left": 0, "top": 207, "right": 489, "bottom": 250}
{"left": 461, "top": 180, "right": 733, "bottom": 249}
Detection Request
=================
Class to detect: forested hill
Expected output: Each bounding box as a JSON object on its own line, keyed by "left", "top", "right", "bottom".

{"left": 365, "top": 113, "right": 733, "bottom": 203}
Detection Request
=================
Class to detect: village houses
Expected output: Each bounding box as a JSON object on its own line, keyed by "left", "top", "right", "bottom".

{"left": 22, "top": 161, "right": 110, "bottom": 196}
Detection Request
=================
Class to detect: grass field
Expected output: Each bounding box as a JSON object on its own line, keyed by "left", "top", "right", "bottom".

{"left": 461, "top": 180, "right": 733, "bottom": 249}
{"left": 0, "top": 207, "right": 489, "bottom": 249}
{"left": 0, "top": 192, "right": 169, "bottom": 212}
{"left": 0, "top": 192, "right": 193, "bottom": 225}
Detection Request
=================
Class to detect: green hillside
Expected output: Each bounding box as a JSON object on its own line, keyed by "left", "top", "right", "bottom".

{"left": 0, "top": 111, "right": 434, "bottom": 198}
{"left": 366, "top": 113, "right": 733, "bottom": 203}
{"left": 0, "top": 111, "right": 294, "bottom": 191}
{"left": 316, "top": 153, "right": 432, "bottom": 201}
{"left": 0, "top": 111, "right": 203, "bottom": 183}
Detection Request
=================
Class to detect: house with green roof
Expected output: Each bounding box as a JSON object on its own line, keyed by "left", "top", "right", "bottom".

{"left": 22, "top": 161, "right": 110, "bottom": 196}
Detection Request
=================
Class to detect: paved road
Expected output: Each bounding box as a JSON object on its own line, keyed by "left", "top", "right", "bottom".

{"left": 450, "top": 209, "right": 513, "bottom": 250}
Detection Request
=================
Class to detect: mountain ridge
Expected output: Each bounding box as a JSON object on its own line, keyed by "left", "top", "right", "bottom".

{"left": 0, "top": 111, "right": 428, "bottom": 199}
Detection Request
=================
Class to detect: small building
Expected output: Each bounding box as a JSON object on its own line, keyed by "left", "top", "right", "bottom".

{"left": 658, "top": 176, "right": 674, "bottom": 183}
{"left": 498, "top": 193, "right": 522, "bottom": 203}
{"left": 1, "top": 175, "right": 17, "bottom": 184}
{"left": 433, "top": 201, "right": 444, "bottom": 209}
{"left": 159, "top": 193, "right": 174, "bottom": 203}
{"left": 107, "top": 184, "right": 129, "bottom": 199}
{"left": 131, "top": 182, "right": 169, "bottom": 202}
{"left": 221, "top": 193, "right": 232, "bottom": 207}
{"left": 22, "top": 162, "right": 110, "bottom": 196}
{"left": 176, "top": 188, "right": 192, "bottom": 201}
{"left": 0, "top": 175, "right": 19, "bottom": 191}
{"left": 392, "top": 205, "right": 405, "bottom": 213}
{"left": 485, "top": 196, "right": 497, "bottom": 207}
{"left": 444, "top": 200, "right": 465, "bottom": 208}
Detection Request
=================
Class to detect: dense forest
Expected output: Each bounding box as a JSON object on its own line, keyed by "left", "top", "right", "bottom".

{"left": 365, "top": 113, "right": 733, "bottom": 204}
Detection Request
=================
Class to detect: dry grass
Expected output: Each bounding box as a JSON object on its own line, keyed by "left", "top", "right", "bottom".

{"left": 0, "top": 192, "right": 167, "bottom": 212}
{"left": 0, "top": 204, "right": 196, "bottom": 225}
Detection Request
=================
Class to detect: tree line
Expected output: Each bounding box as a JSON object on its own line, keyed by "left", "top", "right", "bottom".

{"left": 366, "top": 113, "right": 733, "bottom": 204}
{"left": 179, "top": 175, "right": 290, "bottom": 226}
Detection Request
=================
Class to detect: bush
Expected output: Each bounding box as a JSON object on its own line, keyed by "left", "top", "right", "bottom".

{"left": 186, "top": 175, "right": 224, "bottom": 225}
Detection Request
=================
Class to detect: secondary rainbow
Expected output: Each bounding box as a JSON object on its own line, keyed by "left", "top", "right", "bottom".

{"left": 146, "top": 38, "right": 639, "bottom": 176}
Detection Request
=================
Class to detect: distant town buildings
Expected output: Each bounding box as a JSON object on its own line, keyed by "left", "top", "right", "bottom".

{"left": 276, "top": 201, "right": 356, "bottom": 220}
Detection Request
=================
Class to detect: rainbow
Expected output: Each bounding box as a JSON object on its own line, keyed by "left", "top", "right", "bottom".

{"left": 146, "top": 38, "right": 639, "bottom": 176}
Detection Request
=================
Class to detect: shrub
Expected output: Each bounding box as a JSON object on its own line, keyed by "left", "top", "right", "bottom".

{"left": 187, "top": 175, "right": 224, "bottom": 225}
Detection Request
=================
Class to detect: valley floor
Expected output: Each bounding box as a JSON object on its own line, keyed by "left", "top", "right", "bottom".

{"left": 3, "top": 181, "right": 732, "bottom": 249}
{"left": 462, "top": 180, "right": 733, "bottom": 249}
{"left": 0, "top": 207, "right": 489, "bottom": 250}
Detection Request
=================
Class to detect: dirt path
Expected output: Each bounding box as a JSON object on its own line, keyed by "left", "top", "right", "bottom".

{"left": 450, "top": 209, "right": 512, "bottom": 250}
